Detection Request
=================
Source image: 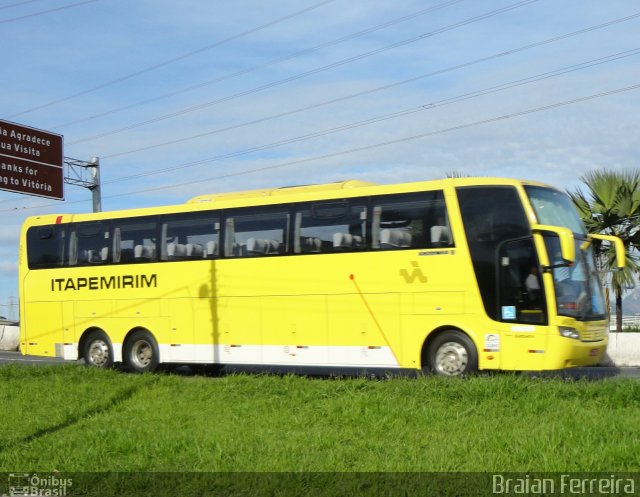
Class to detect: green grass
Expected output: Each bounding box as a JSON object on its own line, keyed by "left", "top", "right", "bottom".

{"left": 1, "top": 365, "right": 639, "bottom": 473}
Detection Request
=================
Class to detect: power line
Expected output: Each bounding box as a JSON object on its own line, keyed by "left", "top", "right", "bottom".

{"left": 0, "top": 0, "right": 46, "bottom": 11}
{"left": 53, "top": 0, "right": 467, "bottom": 130}
{"left": 113, "top": 82, "right": 640, "bottom": 196}
{"left": 7, "top": 81, "right": 639, "bottom": 212}
{"left": 8, "top": 53, "right": 632, "bottom": 211}
{"left": 7, "top": 0, "right": 339, "bottom": 118}
{"left": 0, "top": 0, "right": 97, "bottom": 23}
{"left": 101, "top": 48, "right": 640, "bottom": 183}
{"left": 67, "top": 0, "right": 537, "bottom": 146}
{"left": 4, "top": 47, "right": 634, "bottom": 209}
{"left": 5, "top": 9, "right": 639, "bottom": 209}
{"left": 98, "top": 10, "right": 640, "bottom": 161}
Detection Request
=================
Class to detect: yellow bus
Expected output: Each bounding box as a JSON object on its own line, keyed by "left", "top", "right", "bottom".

{"left": 18, "top": 177, "right": 624, "bottom": 376}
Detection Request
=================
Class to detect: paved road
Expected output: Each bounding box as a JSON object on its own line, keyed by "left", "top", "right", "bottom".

{"left": 0, "top": 350, "right": 68, "bottom": 366}
{"left": 1, "top": 350, "right": 640, "bottom": 379}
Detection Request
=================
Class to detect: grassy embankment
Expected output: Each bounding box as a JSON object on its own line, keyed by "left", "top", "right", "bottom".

{"left": 1, "top": 364, "right": 639, "bottom": 472}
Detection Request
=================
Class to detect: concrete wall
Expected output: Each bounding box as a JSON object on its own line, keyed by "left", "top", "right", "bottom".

{"left": 0, "top": 324, "right": 19, "bottom": 351}
{"left": 603, "top": 333, "right": 640, "bottom": 367}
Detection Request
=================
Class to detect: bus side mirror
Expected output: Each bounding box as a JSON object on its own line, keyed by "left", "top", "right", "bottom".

{"left": 588, "top": 233, "right": 626, "bottom": 270}
{"left": 531, "top": 224, "right": 575, "bottom": 266}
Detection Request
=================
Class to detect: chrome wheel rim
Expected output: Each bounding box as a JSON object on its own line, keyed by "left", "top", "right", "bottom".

{"left": 435, "top": 341, "right": 468, "bottom": 376}
{"left": 130, "top": 339, "right": 153, "bottom": 368}
{"left": 88, "top": 340, "right": 110, "bottom": 367}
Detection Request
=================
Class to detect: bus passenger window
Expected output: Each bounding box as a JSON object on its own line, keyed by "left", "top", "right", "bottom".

{"left": 225, "top": 208, "right": 290, "bottom": 257}
{"left": 112, "top": 218, "right": 157, "bottom": 264}
{"left": 161, "top": 214, "right": 220, "bottom": 261}
{"left": 372, "top": 191, "right": 452, "bottom": 250}
{"left": 70, "top": 222, "right": 110, "bottom": 266}
{"left": 294, "top": 201, "right": 367, "bottom": 254}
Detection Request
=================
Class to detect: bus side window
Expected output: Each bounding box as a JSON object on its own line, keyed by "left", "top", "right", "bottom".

{"left": 293, "top": 200, "right": 367, "bottom": 254}
{"left": 225, "top": 208, "right": 290, "bottom": 257}
{"left": 457, "top": 185, "right": 532, "bottom": 323}
{"left": 427, "top": 192, "right": 453, "bottom": 248}
{"left": 26, "top": 225, "right": 67, "bottom": 269}
{"left": 161, "top": 213, "right": 220, "bottom": 261}
{"left": 112, "top": 218, "right": 157, "bottom": 264}
{"left": 371, "top": 191, "right": 452, "bottom": 250}
{"left": 70, "top": 222, "right": 110, "bottom": 266}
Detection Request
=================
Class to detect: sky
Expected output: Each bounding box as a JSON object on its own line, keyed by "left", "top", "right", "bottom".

{"left": 1, "top": 0, "right": 639, "bottom": 315}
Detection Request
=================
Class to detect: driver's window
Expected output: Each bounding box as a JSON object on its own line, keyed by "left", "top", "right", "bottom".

{"left": 498, "top": 238, "right": 546, "bottom": 324}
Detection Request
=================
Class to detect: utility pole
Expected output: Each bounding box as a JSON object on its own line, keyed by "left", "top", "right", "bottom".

{"left": 64, "top": 156, "right": 102, "bottom": 213}
{"left": 90, "top": 157, "right": 102, "bottom": 213}
{"left": 8, "top": 296, "right": 16, "bottom": 321}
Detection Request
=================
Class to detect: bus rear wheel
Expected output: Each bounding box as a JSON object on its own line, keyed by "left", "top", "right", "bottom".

{"left": 124, "top": 330, "right": 159, "bottom": 373}
{"left": 83, "top": 330, "right": 114, "bottom": 369}
{"left": 427, "top": 330, "right": 478, "bottom": 377}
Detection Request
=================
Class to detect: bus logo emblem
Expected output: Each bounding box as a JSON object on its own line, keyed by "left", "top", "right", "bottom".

{"left": 400, "top": 261, "right": 427, "bottom": 284}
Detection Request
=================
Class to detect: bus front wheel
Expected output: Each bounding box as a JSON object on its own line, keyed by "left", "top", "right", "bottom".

{"left": 427, "top": 330, "right": 478, "bottom": 377}
{"left": 123, "top": 330, "right": 159, "bottom": 373}
{"left": 83, "top": 330, "right": 114, "bottom": 369}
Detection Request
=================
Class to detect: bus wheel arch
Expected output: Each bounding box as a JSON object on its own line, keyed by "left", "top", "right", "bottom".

{"left": 80, "top": 328, "right": 114, "bottom": 369}
{"left": 421, "top": 327, "right": 478, "bottom": 377}
{"left": 123, "top": 328, "right": 160, "bottom": 373}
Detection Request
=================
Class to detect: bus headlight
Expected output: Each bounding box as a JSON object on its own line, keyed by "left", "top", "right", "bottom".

{"left": 559, "top": 326, "right": 580, "bottom": 340}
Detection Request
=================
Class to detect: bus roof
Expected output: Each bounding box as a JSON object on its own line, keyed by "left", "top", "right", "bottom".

{"left": 186, "top": 180, "right": 377, "bottom": 204}
{"left": 22, "top": 176, "right": 555, "bottom": 227}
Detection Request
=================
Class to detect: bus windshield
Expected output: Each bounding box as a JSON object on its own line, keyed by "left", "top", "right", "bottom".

{"left": 525, "top": 186, "right": 606, "bottom": 321}
{"left": 525, "top": 186, "right": 585, "bottom": 235}
{"left": 546, "top": 237, "right": 606, "bottom": 320}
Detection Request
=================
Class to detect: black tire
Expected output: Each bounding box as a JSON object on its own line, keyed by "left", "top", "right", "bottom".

{"left": 83, "top": 330, "right": 114, "bottom": 369}
{"left": 123, "top": 329, "right": 159, "bottom": 373}
{"left": 426, "top": 330, "right": 478, "bottom": 377}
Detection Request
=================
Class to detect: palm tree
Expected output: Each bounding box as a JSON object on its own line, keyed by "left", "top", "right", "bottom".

{"left": 567, "top": 169, "right": 640, "bottom": 332}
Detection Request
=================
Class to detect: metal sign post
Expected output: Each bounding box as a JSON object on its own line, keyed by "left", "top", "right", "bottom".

{"left": 64, "top": 156, "right": 102, "bottom": 212}
{"left": 1, "top": 120, "right": 103, "bottom": 213}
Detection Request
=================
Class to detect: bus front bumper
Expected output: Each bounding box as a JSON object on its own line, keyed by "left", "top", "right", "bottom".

{"left": 544, "top": 334, "right": 608, "bottom": 369}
